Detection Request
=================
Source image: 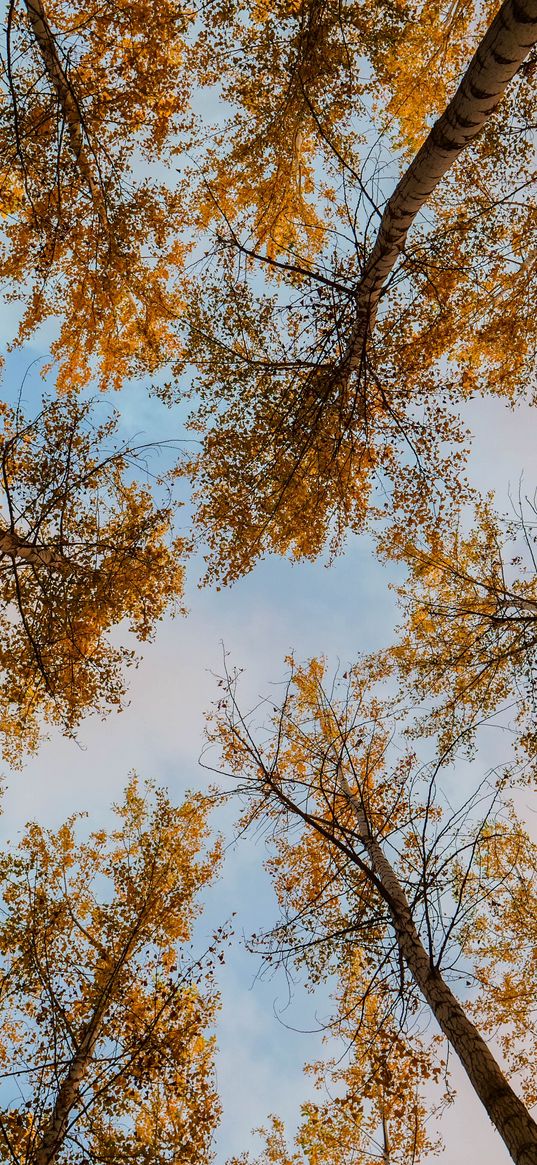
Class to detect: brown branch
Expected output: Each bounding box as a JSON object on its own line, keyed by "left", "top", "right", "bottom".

{"left": 22, "top": 0, "right": 109, "bottom": 229}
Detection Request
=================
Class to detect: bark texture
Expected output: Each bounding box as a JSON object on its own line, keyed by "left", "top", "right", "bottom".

{"left": 344, "top": 0, "right": 537, "bottom": 368}
{"left": 0, "top": 528, "right": 72, "bottom": 571}
{"left": 339, "top": 773, "right": 537, "bottom": 1165}
{"left": 32, "top": 923, "right": 144, "bottom": 1165}
{"left": 33, "top": 1019, "right": 103, "bottom": 1165}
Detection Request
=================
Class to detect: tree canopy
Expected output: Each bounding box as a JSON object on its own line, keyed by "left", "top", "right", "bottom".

{"left": 183, "top": 0, "right": 537, "bottom": 580}
{"left": 0, "top": 0, "right": 536, "bottom": 1162}
{"left": 0, "top": 776, "right": 221, "bottom": 1165}
{"left": 0, "top": 0, "right": 535, "bottom": 588}
{"left": 0, "top": 396, "right": 185, "bottom": 762}
{"left": 211, "top": 655, "right": 537, "bottom": 1164}
{"left": 385, "top": 499, "right": 537, "bottom": 759}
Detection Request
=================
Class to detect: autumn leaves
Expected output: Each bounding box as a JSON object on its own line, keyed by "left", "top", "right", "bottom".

{"left": 0, "top": 0, "right": 536, "bottom": 1161}
{"left": 0, "top": 399, "right": 185, "bottom": 761}
{"left": 0, "top": 779, "right": 221, "bottom": 1165}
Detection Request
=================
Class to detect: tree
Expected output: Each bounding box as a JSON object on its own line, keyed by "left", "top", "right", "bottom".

{"left": 382, "top": 498, "right": 537, "bottom": 758}
{"left": 0, "top": 0, "right": 195, "bottom": 389}
{"left": 0, "top": 395, "right": 185, "bottom": 762}
{"left": 210, "top": 656, "right": 537, "bottom": 1164}
{"left": 0, "top": 0, "right": 535, "bottom": 584}
{"left": 183, "top": 0, "right": 537, "bottom": 582}
{"left": 0, "top": 776, "right": 221, "bottom": 1165}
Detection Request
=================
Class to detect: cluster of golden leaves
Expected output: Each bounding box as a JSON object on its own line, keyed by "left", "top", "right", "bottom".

{"left": 0, "top": 396, "right": 185, "bottom": 762}
{"left": 0, "top": 776, "right": 221, "bottom": 1164}
{"left": 193, "top": 0, "right": 368, "bottom": 258}
{"left": 184, "top": 259, "right": 472, "bottom": 581}
{"left": 455, "top": 815, "right": 537, "bottom": 1110}
{"left": 381, "top": 502, "right": 537, "bottom": 761}
{"left": 0, "top": 0, "right": 194, "bottom": 389}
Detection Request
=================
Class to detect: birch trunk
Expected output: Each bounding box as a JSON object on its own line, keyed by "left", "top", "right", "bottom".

{"left": 339, "top": 774, "right": 537, "bottom": 1165}
{"left": 33, "top": 1017, "right": 105, "bottom": 1165}
{"left": 0, "top": 528, "right": 73, "bottom": 568}
{"left": 32, "top": 920, "right": 145, "bottom": 1165}
{"left": 23, "top": 0, "right": 108, "bottom": 227}
{"left": 344, "top": 0, "right": 537, "bottom": 369}
{"left": 0, "top": 528, "right": 73, "bottom": 572}
{"left": 500, "top": 594, "right": 537, "bottom": 616}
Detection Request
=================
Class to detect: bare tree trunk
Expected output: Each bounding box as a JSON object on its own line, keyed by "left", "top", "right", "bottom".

{"left": 22, "top": 0, "right": 108, "bottom": 227}
{"left": 344, "top": 0, "right": 537, "bottom": 370}
{"left": 500, "top": 594, "right": 537, "bottom": 616}
{"left": 339, "top": 773, "right": 537, "bottom": 1165}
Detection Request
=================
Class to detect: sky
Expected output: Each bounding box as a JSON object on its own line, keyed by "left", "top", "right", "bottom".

{"left": 0, "top": 21, "right": 536, "bottom": 1158}
{"left": 0, "top": 336, "right": 533, "bottom": 1165}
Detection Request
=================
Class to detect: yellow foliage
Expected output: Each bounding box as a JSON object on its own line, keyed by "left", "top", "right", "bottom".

{"left": 1, "top": 0, "right": 194, "bottom": 388}
{"left": 383, "top": 502, "right": 537, "bottom": 754}
{"left": 0, "top": 397, "right": 186, "bottom": 762}
{"left": 0, "top": 777, "right": 221, "bottom": 1165}
{"left": 458, "top": 817, "right": 537, "bottom": 1110}
{"left": 214, "top": 657, "right": 450, "bottom": 1160}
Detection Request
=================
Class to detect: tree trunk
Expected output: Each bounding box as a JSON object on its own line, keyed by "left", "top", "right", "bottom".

{"left": 339, "top": 773, "right": 537, "bottom": 1165}
{"left": 0, "top": 528, "right": 72, "bottom": 572}
{"left": 32, "top": 920, "right": 145, "bottom": 1165}
{"left": 344, "top": 0, "right": 537, "bottom": 370}
{"left": 33, "top": 1022, "right": 103, "bottom": 1165}
{"left": 22, "top": 0, "right": 108, "bottom": 227}
{"left": 501, "top": 594, "right": 537, "bottom": 616}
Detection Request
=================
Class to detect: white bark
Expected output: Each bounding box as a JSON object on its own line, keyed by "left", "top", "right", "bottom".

{"left": 0, "top": 529, "right": 72, "bottom": 572}
{"left": 500, "top": 594, "right": 537, "bottom": 616}
{"left": 344, "top": 0, "right": 537, "bottom": 368}
{"left": 33, "top": 1020, "right": 103, "bottom": 1165}
{"left": 32, "top": 921, "right": 145, "bottom": 1165}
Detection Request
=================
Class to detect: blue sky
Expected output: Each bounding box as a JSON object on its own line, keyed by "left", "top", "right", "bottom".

{"left": 0, "top": 27, "right": 535, "bottom": 1144}
{"left": 0, "top": 326, "right": 534, "bottom": 1163}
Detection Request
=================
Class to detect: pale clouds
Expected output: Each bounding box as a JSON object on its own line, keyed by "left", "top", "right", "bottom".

{"left": 0, "top": 375, "right": 533, "bottom": 1165}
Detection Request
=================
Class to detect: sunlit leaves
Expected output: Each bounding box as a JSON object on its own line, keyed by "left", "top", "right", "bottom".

{"left": 0, "top": 776, "right": 221, "bottom": 1165}
{"left": 181, "top": 0, "right": 537, "bottom": 580}
{"left": 385, "top": 502, "right": 537, "bottom": 755}
{"left": 0, "top": 0, "right": 193, "bottom": 388}
{"left": 0, "top": 397, "right": 186, "bottom": 761}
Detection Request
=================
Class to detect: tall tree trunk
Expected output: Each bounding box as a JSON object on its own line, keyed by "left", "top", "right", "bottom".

{"left": 22, "top": 0, "right": 108, "bottom": 228}
{"left": 32, "top": 919, "right": 146, "bottom": 1165}
{"left": 33, "top": 1019, "right": 104, "bottom": 1165}
{"left": 343, "top": 0, "right": 537, "bottom": 371}
{"left": 339, "top": 773, "right": 537, "bottom": 1165}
